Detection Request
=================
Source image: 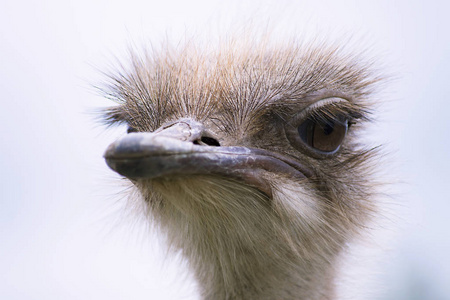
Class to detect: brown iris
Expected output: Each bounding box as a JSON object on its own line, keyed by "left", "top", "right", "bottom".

{"left": 297, "top": 117, "right": 348, "bottom": 153}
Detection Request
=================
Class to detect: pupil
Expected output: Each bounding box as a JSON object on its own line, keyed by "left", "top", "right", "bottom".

{"left": 323, "top": 123, "right": 334, "bottom": 135}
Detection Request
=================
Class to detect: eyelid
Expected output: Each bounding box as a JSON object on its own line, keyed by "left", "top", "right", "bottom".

{"left": 289, "top": 97, "right": 362, "bottom": 127}
{"left": 295, "top": 98, "right": 348, "bottom": 121}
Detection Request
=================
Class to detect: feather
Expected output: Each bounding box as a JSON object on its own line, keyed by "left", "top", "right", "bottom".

{"left": 100, "top": 35, "right": 383, "bottom": 300}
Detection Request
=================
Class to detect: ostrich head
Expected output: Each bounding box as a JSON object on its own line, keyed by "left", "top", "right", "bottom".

{"left": 101, "top": 38, "right": 380, "bottom": 300}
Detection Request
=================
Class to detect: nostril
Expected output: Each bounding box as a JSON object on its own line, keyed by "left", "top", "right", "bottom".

{"left": 193, "top": 136, "right": 221, "bottom": 146}
{"left": 202, "top": 136, "right": 220, "bottom": 146}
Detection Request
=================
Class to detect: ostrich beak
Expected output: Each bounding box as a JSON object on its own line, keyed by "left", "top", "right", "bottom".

{"left": 104, "top": 119, "right": 311, "bottom": 196}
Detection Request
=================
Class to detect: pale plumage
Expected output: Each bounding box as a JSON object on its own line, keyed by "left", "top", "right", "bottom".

{"left": 100, "top": 37, "right": 382, "bottom": 300}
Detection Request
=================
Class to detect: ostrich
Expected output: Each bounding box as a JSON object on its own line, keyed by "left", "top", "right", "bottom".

{"left": 101, "top": 37, "right": 381, "bottom": 300}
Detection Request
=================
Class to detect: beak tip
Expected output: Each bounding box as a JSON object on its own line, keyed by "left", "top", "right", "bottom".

{"left": 103, "top": 143, "right": 115, "bottom": 159}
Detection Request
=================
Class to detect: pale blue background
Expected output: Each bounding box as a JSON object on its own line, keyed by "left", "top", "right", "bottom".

{"left": 1, "top": 0, "right": 449, "bottom": 299}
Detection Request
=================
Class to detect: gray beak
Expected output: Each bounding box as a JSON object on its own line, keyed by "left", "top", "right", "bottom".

{"left": 104, "top": 119, "right": 310, "bottom": 196}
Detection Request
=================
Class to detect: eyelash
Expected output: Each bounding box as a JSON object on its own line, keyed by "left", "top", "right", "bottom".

{"left": 295, "top": 98, "right": 362, "bottom": 127}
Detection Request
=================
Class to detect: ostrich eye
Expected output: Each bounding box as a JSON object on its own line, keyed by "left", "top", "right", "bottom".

{"left": 297, "top": 117, "right": 348, "bottom": 153}
{"left": 284, "top": 98, "right": 358, "bottom": 157}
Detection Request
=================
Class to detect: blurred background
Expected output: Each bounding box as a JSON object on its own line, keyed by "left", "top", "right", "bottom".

{"left": 1, "top": 0, "right": 449, "bottom": 299}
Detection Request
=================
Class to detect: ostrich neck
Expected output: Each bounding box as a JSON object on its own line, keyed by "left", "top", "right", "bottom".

{"left": 151, "top": 178, "right": 340, "bottom": 300}
{"left": 189, "top": 231, "right": 337, "bottom": 300}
